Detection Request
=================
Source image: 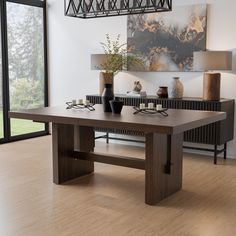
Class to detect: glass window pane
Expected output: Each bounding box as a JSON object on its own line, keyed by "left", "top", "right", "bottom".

{"left": 7, "top": 2, "right": 45, "bottom": 136}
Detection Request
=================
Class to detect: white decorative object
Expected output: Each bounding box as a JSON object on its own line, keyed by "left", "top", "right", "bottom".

{"left": 126, "top": 91, "right": 147, "bottom": 97}
{"left": 148, "top": 103, "right": 154, "bottom": 109}
{"left": 72, "top": 99, "right": 77, "bottom": 105}
{"left": 156, "top": 104, "right": 162, "bottom": 111}
{"left": 85, "top": 100, "right": 90, "bottom": 105}
{"left": 139, "top": 103, "right": 145, "bottom": 109}
{"left": 133, "top": 81, "right": 142, "bottom": 92}
{"left": 78, "top": 99, "right": 83, "bottom": 104}
{"left": 170, "top": 77, "right": 184, "bottom": 99}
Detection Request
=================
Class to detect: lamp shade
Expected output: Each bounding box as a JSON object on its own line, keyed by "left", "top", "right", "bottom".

{"left": 193, "top": 51, "right": 232, "bottom": 71}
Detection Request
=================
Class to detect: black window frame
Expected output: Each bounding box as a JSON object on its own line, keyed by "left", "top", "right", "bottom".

{"left": 0, "top": 0, "right": 49, "bottom": 144}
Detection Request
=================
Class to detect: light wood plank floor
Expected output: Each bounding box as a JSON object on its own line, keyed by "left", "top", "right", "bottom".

{"left": 0, "top": 136, "right": 236, "bottom": 236}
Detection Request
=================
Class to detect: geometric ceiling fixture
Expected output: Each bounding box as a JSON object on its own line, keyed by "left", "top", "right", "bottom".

{"left": 64, "top": 0, "right": 172, "bottom": 19}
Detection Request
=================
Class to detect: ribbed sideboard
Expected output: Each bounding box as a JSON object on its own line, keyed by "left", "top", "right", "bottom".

{"left": 86, "top": 95, "right": 235, "bottom": 163}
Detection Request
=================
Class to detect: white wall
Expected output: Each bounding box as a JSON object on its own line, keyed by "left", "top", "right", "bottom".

{"left": 47, "top": 0, "right": 236, "bottom": 158}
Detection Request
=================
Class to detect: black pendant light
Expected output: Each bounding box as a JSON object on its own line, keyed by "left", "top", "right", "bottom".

{"left": 64, "top": 0, "right": 172, "bottom": 19}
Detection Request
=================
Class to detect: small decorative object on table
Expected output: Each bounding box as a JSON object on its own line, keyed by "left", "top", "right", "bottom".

{"left": 133, "top": 103, "right": 168, "bottom": 117}
{"left": 102, "top": 83, "right": 114, "bottom": 112}
{"left": 157, "top": 86, "right": 168, "bottom": 98}
{"left": 133, "top": 81, "right": 142, "bottom": 93}
{"left": 109, "top": 97, "right": 124, "bottom": 114}
{"left": 170, "top": 77, "right": 184, "bottom": 99}
{"left": 126, "top": 91, "right": 147, "bottom": 97}
{"left": 127, "top": 81, "right": 147, "bottom": 97}
{"left": 66, "top": 100, "right": 95, "bottom": 111}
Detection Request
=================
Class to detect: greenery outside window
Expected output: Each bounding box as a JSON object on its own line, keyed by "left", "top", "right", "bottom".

{"left": 0, "top": 0, "right": 48, "bottom": 143}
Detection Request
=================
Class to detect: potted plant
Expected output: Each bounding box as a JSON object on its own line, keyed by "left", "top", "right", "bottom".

{"left": 98, "top": 34, "right": 143, "bottom": 94}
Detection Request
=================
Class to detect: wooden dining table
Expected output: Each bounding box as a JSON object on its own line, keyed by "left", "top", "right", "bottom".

{"left": 9, "top": 105, "right": 226, "bottom": 205}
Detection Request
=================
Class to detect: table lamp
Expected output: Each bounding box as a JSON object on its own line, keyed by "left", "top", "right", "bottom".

{"left": 193, "top": 51, "right": 232, "bottom": 101}
{"left": 91, "top": 54, "right": 122, "bottom": 95}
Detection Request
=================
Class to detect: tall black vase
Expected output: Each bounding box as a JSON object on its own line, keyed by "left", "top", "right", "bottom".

{"left": 102, "top": 84, "right": 114, "bottom": 112}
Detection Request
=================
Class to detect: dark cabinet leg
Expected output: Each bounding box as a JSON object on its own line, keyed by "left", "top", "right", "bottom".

{"left": 106, "top": 132, "right": 109, "bottom": 144}
{"left": 224, "top": 143, "right": 227, "bottom": 160}
{"left": 145, "top": 133, "right": 183, "bottom": 205}
{"left": 214, "top": 145, "right": 217, "bottom": 165}
{"left": 52, "top": 124, "right": 94, "bottom": 184}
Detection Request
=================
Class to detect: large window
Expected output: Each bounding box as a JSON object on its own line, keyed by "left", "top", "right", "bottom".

{"left": 7, "top": 2, "right": 45, "bottom": 136}
{"left": 0, "top": 0, "right": 48, "bottom": 143}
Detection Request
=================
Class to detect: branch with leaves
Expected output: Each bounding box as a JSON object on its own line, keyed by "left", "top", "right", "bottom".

{"left": 100, "top": 34, "right": 144, "bottom": 74}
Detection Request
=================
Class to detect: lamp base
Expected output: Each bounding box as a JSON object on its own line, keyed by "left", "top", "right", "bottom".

{"left": 99, "top": 72, "right": 114, "bottom": 95}
{"left": 203, "top": 72, "right": 221, "bottom": 101}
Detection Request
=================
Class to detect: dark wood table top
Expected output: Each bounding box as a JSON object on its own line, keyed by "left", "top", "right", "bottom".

{"left": 9, "top": 105, "right": 226, "bottom": 134}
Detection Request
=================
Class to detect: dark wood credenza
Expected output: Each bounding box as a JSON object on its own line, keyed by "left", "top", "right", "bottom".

{"left": 86, "top": 95, "right": 235, "bottom": 164}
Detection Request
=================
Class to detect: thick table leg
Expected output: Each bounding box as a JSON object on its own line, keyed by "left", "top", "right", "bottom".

{"left": 52, "top": 124, "right": 94, "bottom": 184}
{"left": 145, "top": 133, "right": 183, "bottom": 205}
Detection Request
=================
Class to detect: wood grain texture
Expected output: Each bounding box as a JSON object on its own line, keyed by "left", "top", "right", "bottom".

{"left": 219, "top": 100, "right": 235, "bottom": 144}
{"left": 8, "top": 104, "right": 227, "bottom": 204}
{"left": 1, "top": 137, "right": 236, "bottom": 236}
{"left": 52, "top": 124, "right": 94, "bottom": 184}
{"left": 145, "top": 133, "right": 183, "bottom": 205}
{"left": 99, "top": 72, "right": 114, "bottom": 95}
{"left": 75, "top": 151, "right": 145, "bottom": 170}
{"left": 87, "top": 95, "right": 235, "bottom": 146}
{"left": 9, "top": 105, "right": 226, "bottom": 134}
{"left": 203, "top": 72, "right": 221, "bottom": 101}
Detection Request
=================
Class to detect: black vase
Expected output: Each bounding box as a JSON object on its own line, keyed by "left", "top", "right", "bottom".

{"left": 102, "top": 84, "right": 114, "bottom": 112}
{"left": 109, "top": 97, "right": 124, "bottom": 114}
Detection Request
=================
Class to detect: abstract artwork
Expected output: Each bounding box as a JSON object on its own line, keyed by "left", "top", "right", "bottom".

{"left": 127, "top": 4, "right": 207, "bottom": 72}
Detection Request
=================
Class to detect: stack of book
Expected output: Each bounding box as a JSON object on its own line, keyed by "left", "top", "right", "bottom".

{"left": 126, "top": 91, "right": 147, "bottom": 97}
